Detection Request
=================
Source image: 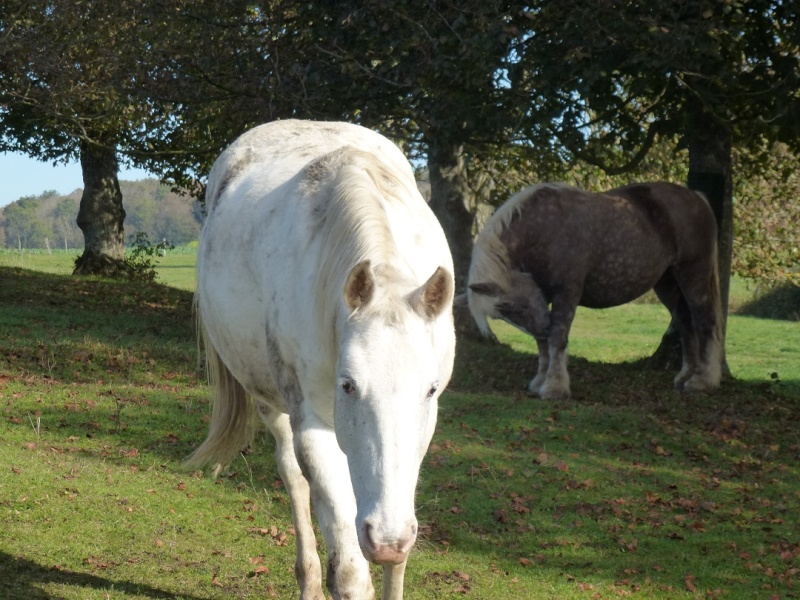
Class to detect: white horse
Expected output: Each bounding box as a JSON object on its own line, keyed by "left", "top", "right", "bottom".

{"left": 188, "top": 120, "right": 456, "bottom": 600}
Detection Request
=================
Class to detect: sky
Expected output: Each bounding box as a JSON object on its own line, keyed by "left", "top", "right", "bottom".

{"left": 0, "top": 151, "right": 153, "bottom": 208}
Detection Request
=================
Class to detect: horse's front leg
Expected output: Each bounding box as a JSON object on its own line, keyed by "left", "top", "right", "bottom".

{"left": 261, "top": 408, "right": 325, "bottom": 600}
{"left": 294, "top": 414, "right": 375, "bottom": 600}
{"left": 528, "top": 337, "right": 550, "bottom": 396}
{"left": 382, "top": 562, "right": 406, "bottom": 600}
{"left": 539, "top": 296, "right": 577, "bottom": 400}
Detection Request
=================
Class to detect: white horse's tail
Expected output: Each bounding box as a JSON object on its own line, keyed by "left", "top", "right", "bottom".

{"left": 185, "top": 315, "right": 258, "bottom": 475}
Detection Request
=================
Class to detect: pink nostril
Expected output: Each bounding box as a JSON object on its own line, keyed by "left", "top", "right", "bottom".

{"left": 363, "top": 522, "right": 376, "bottom": 551}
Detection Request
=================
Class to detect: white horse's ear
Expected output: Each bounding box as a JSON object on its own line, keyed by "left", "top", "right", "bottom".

{"left": 344, "top": 260, "right": 375, "bottom": 311}
{"left": 412, "top": 267, "right": 454, "bottom": 320}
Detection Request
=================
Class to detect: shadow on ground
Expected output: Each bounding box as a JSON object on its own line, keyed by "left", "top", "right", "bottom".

{"left": 0, "top": 552, "right": 206, "bottom": 600}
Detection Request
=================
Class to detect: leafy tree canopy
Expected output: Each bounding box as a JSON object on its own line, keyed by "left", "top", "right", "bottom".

{"left": 510, "top": 0, "right": 800, "bottom": 170}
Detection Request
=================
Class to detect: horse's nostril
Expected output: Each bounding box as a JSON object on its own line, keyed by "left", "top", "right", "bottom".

{"left": 363, "top": 522, "right": 375, "bottom": 547}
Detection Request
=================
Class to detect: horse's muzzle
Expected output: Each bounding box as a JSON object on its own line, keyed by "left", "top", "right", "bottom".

{"left": 360, "top": 520, "right": 417, "bottom": 565}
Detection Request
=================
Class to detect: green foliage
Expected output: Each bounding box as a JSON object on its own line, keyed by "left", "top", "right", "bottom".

{"left": 1, "top": 195, "right": 51, "bottom": 248}
{"left": 0, "top": 0, "right": 184, "bottom": 167}
{"left": 3, "top": 1, "right": 798, "bottom": 284}
{"left": 122, "top": 231, "right": 174, "bottom": 283}
{"left": 0, "top": 179, "right": 201, "bottom": 250}
{"left": 733, "top": 141, "right": 800, "bottom": 285}
{"left": 118, "top": 180, "right": 201, "bottom": 246}
{"left": 512, "top": 0, "right": 800, "bottom": 167}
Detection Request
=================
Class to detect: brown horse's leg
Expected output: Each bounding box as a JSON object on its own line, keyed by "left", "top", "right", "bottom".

{"left": 528, "top": 337, "right": 550, "bottom": 396}
{"left": 493, "top": 271, "right": 554, "bottom": 398}
{"left": 538, "top": 293, "right": 577, "bottom": 400}
{"left": 673, "top": 262, "right": 723, "bottom": 392}
{"left": 654, "top": 273, "right": 698, "bottom": 389}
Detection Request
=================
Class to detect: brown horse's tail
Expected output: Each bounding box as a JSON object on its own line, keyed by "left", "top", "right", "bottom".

{"left": 185, "top": 307, "right": 258, "bottom": 475}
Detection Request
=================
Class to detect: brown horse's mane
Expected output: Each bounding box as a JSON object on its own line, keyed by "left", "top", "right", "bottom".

{"left": 470, "top": 182, "right": 574, "bottom": 298}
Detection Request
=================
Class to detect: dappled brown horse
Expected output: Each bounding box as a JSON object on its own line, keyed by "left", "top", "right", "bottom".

{"left": 465, "top": 182, "right": 724, "bottom": 399}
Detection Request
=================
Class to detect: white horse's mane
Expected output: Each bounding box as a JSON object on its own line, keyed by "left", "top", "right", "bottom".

{"left": 309, "top": 147, "right": 420, "bottom": 349}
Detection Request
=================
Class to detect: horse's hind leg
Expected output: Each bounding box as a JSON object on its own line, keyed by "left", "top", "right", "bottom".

{"left": 673, "top": 261, "right": 723, "bottom": 392}
{"left": 655, "top": 264, "right": 722, "bottom": 392}
{"left": 654, "top": 273, "right": 698, "bottom": 389}
{"left": 260, "top": 405, "right": 325, "bottom": 600}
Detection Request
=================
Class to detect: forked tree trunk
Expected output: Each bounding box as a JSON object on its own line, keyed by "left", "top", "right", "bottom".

{"left": 73, "top": 140, "right": 129, "bottom": 277}
{"left": 648, "top": 108, "right": 732, "bottom": 370}
{"left": 427, "top": 137, "right": 486, "bottom": 340}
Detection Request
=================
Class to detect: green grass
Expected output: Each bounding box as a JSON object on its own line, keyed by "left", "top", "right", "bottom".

{"left": 494, "top": 302, "right": 799, "bottom": 392}
{"left": 0, "top": 247, "right": 198, "bottom": 291}
{"left": 1, "top": 254, "right": 799, "bottom": 599}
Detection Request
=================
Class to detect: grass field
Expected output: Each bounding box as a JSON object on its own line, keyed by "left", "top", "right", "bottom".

{"left": 1, "top": 250, "right": 799, "bottom": 599}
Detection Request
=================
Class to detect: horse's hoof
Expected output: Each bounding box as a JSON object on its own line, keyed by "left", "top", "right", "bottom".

{"left": 681, "top": 377, "right": 718, "bottom": 394}
{"left": 539, "top": 387, "right": 571, "bottom": 401}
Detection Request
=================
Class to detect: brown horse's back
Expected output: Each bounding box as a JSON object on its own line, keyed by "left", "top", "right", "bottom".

{"left": 498, "top": 182, "right": 714, "bottom": 308}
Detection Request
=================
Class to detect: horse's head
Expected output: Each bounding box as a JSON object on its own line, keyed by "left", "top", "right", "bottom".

{"left": 335, "top": 260, "right": 455, "bottom": 565}
{"left": 469, "top": 270, "right": 550, "bottom": 339}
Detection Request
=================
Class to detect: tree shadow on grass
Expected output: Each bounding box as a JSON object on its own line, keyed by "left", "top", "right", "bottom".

{"left": 450, "top": 334, "right": 799, "bottom": 411}
{"left": 0, "top": 552, "right": 207, "bottom": 600}
{"left": 736, "top": 281, "right": 799, "bottom": 321}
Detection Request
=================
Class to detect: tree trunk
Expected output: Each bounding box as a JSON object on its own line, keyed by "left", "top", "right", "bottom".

{"left": 648, "top": 107, "right": 732, "bottom": 370}
{"left": 73, "top": 140, "right": 129, "bottom": 277}
{"left": 427, "top": 137, "right": 486, "bottom": 339}
{"left": 686, "top": 116, "right": 733, "bottom": 321}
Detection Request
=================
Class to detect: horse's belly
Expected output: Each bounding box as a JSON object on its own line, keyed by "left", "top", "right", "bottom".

{"left": 581, "top": 260, "right": 667, "bottom": 308}
{"left": 580, "top": 284, "right": 654, "bottom": 308}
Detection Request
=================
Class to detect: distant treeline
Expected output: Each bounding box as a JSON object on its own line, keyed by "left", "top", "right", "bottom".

{"left": 0, "top": 179, "right": 202, "bottom": 249}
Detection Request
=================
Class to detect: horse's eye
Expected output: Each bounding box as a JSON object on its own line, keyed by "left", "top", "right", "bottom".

{"left": 426, "top": 383, "right": 439, "bottom": 399}
{"left": 341, "top": 379, "right": 357, "bottom": 396}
